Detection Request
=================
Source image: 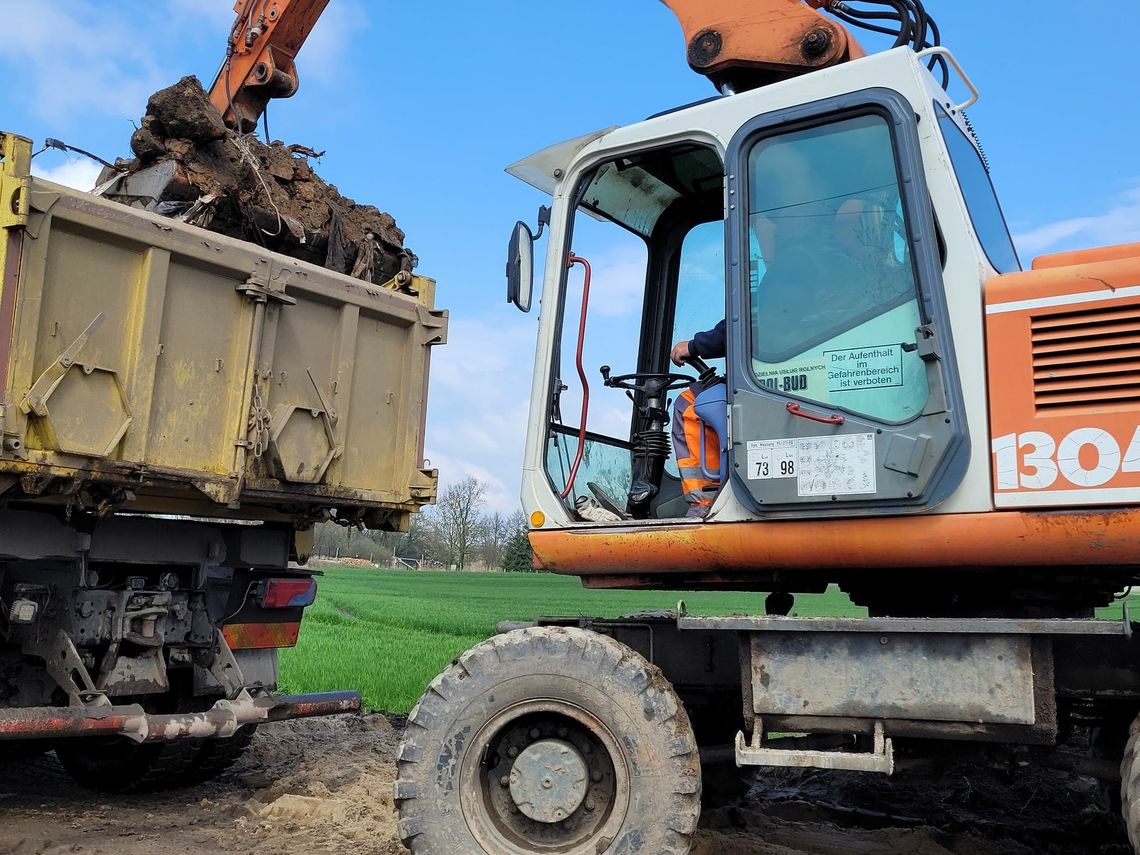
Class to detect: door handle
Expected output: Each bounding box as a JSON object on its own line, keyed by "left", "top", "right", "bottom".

{"left": 786, "top": 402, "right": 844, "bottom": 426}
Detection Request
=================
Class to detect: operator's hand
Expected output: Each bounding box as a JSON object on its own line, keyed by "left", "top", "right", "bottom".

{"left": 670, "top": 339, "right": 691, "bottom": 367}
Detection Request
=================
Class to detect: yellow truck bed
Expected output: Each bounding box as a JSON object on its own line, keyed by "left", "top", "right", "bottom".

{"left": 0, "top": 133, "right": 444, "bottom": 529}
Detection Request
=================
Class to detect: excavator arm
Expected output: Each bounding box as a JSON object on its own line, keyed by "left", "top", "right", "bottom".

{"left": 659, "top": 0, "right": 944, "bottom": 94}
{"left": 208, "top": 0, "right": 331, "bottom": 132}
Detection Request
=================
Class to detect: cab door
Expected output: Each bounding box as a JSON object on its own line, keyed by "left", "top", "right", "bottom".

{"left": 725, "top": 89, "right": 968, "bottom": 515}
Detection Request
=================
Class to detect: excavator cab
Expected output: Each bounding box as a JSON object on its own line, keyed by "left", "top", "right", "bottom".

{"left": 508, "top": 44, "right": 1012, "bottom": 555}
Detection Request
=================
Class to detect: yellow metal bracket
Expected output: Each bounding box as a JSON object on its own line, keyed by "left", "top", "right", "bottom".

{"left": 0, "top": 133, "right": 32, "bottom": 230}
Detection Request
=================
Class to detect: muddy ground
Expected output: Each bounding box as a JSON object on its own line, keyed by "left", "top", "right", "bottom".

{"left": 0, "top": 715, "right": 1130, "bottom": 854}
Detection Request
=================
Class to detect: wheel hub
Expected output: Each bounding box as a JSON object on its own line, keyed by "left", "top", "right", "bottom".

{"left": 508, "top": 738, "right": 588, "bottom": 823}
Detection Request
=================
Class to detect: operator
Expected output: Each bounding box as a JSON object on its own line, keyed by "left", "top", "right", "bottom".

{"left": 669, "top": 320, "right": 725, "bottom": 517}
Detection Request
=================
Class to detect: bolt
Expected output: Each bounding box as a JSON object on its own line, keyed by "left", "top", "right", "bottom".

{"left": 500, "top": 776, "right": 510, "bottom": 787}
{"left": 591, "top": 770, "right": 603, "bottom": 783}
{"left": 802, "top": 27, "right": 832, "bottom": 57}
{"left": 529, "top": 728, "right": 541, "bottom": 739}
{"left": 507, "top": 746, "right": 519, "bottom": 758}
{"left": 585, "top": 799, "right": 596, "bottom": 812}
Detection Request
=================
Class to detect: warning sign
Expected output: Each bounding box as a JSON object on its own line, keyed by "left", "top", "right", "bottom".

{"left": 825, "top": 344, "right": 903, "bottom": 393}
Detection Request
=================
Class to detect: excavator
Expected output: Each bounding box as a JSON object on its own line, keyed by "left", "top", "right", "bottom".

{"left": 208, "top": 0, "right": 329, "bottom": 132}
{"left": 392, "top": 0, "right": 1140, "bottom": 852}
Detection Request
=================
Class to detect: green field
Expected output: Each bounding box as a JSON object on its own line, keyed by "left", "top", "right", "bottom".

{"left": 279, "top": 566, "right": 862, "bottom": 712}
{"left": 280, "top": 565, "right": 1140, "bottom": 713}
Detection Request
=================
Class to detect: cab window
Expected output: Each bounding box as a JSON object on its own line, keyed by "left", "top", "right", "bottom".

{"left": 745, "top": 112, "right": 929, "bottom": 424}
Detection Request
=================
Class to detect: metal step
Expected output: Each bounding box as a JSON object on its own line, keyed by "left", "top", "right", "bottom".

{"left": 735, "top": 720, "right": 894, "bottom": 774}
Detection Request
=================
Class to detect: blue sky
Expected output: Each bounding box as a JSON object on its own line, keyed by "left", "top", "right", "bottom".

{"left": 3, "top": 1, "right": 1136, "bottom": 514}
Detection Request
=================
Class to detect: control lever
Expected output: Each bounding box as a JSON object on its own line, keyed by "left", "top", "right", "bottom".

{"left": 684, "top": 354, "right": 718, "bottom": 385}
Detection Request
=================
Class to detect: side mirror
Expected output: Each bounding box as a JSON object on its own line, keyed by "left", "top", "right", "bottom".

{"left": 506, "top": 205, "right": 550, "bottom": 314}
{"left": 506, "top": 221, "right": 535, "bottom": 313}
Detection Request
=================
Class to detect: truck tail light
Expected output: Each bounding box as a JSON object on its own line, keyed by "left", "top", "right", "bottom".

{"left": 258, "top": 577, "right": 317, "bottom": 609}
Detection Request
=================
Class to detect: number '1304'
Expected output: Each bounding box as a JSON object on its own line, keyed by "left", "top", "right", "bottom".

{"left": 991, "top": 427, "right": 1140, "bottom": 490}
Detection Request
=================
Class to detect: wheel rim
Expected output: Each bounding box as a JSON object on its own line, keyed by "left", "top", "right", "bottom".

{"left": 460, "top": 699, "right": 630, "bottom": 853}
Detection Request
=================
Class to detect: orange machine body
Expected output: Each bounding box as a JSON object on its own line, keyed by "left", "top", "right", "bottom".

{"left": 208, "top": 0, "right": 330, "bottom": 131}
{"left": 985, "top": 243, "right": 1140, "bottom": 510}
{"left": 660, "top": 0, "right": 866, "bottom": 90}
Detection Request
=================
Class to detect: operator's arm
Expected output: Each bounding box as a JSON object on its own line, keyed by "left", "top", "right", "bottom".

{"left": 670, "top": 319, "right": 726, "bottom": 365}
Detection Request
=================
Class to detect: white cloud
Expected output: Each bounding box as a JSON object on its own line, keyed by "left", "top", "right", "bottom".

{"left": 424, "top": 312, "right": 539, "bottom": 516}
{"left": 0, "top": 1, "right": 166, "bottom": 123}
{"left": 298, "top": 1, "right": 369, "bottom": 86}
{"left": 1014, "top": 184, "right": 1140, "bottom": 258}
{"left": 32, "top": 158, "right": 104, "bottom": 192}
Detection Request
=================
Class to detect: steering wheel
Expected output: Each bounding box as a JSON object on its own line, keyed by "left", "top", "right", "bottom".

{"left": 600, "top": 366, "right": 695, "bottom": 396}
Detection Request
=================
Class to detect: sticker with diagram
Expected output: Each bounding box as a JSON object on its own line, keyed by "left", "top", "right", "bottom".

{"left": 747, "top": 434, "right": 876, "bottom": 496}
{"left": 795, "top": 433, "right": 877, "bottom": 496}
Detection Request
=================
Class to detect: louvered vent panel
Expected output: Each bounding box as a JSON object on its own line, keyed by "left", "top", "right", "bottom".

{"left": 1031, "top": 303, "right": 1140, "bottom": 409}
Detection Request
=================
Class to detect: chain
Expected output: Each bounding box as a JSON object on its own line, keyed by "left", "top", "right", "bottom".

{"left": 247, "top": 372, "right": 272, "bottom": 459}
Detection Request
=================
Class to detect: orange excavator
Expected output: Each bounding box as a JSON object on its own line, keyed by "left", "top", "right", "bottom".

{"left": 396, "top": 1, "right": 1140, "bottom": 853}
{"left": 208, "top": 0, "right": 330, "bottom": 132}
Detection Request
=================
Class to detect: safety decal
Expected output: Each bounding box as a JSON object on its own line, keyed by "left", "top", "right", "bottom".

{"left": 747, "top": 433, "right": 877, "bottom": 497}
{"left": 825, "top": 344, "right": 903, "bottom": 393}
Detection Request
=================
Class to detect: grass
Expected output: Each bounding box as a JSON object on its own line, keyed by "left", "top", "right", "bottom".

{"left": 279, "top": 565, "right": 861, "bottom": 713}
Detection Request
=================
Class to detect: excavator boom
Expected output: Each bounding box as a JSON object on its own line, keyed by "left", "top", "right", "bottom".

{"left": 660, "top": 0, "right": 946, "bottom": 93}
{"left": 208, "top": 0, "right": 331, "bottom": 132}
{"left": 660, "top": 0, "right": 865, "bottom": 92}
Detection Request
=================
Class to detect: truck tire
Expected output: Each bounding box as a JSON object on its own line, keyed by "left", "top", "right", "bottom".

{"left": 1121, "top": 713, "right": 1140, "bottom": 851}
{"left": 55, "top": 738, "right": 201, "bottom": 792}
{"left": 177, "top": 725, "right": 258, "bottom": 786}
{"left": 395, "top": 627, "right": 702, "bottom": 854}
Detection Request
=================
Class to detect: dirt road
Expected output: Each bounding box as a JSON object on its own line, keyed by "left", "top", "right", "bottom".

{"left": 0, "top": 715, "right": 1130, "bottom": 854}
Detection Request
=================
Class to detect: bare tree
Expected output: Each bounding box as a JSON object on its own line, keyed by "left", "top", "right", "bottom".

{"left": 426, "top": 477, "right": 487, "bottom": 570}
{"left": 480, "top": 512, "right": 511, "bottom": 570}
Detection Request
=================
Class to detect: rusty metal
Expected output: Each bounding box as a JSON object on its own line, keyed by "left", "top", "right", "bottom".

{"left": 676, "top": 610, "right": 1130, "bottom": 637}
{"left": 0, "top": 690, "right": 361, "bottom": 743}
{"left": 735, "top": 720, "right": 894, "bottom": 773}
{"left": 530, "top": 508, "right": 1140, "bottom": 581}
{"left": 747, "top": 631, "right": 1039, "bottom": 725}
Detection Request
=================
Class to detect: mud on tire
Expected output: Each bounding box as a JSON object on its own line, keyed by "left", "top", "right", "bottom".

{"left": 394, "top": 626, "right": 702, "bottom": 854}
{"left": 1121, "top": 713, "right": 1140, "bottom": 851}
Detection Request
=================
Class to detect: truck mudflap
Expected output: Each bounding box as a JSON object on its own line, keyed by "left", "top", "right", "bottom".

{"left": 0, "top": 690, "right": 361, "bottom": 744}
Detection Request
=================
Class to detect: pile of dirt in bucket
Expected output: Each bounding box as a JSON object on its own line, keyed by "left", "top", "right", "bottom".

{"left": 98, "top": 76, "right": 415, "bottom": 286}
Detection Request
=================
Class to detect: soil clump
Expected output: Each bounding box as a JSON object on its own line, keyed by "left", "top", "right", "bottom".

{"left": 101, "top": 76, "right": 415, "bottom": 286}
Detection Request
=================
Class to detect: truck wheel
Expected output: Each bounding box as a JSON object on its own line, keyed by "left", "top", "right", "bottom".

{"left": 1121, "top": 713, "right": 1140, "bottom": 850}
{"left": 0, "top": 741, "right": 48, "bottom": 762}
{"left": 395, "top": 627, "right": 702, "bottom": 854}
{"left": 177, "top": 725, "right": 258, "bottom": 785}
{"left": 55, "top": 738, "right": 201, "bottom": 792}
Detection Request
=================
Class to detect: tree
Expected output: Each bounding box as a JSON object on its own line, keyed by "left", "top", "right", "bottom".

{"left": 425, "top": 477, "right": 487, "bottom": 570}
{"left": 479, "top": 512, "right": 511, "bottom": 570}
{"left": 501, "top": 511, "right": 533, "bottom": 573}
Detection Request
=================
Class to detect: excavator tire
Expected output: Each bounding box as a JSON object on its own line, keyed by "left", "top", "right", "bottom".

{"left": 1121, "top": 713, "right": 1140, "bottom": 851}
{"left": 395, "top": 626, "right": 702, "bottom": 854}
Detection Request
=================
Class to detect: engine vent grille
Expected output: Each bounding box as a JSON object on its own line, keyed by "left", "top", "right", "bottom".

{"left": 1031, "top": 302, "right": 1140, "bottom": 410}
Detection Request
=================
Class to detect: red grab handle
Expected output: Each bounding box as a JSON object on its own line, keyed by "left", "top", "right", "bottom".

{"left": 786, "top": 402, "right": 845, "bottom": 425}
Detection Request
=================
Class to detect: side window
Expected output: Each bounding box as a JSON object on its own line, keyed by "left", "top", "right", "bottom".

{"left": 936, "top": 104, "right": 1021, "bottom": 273}
{"left": 665, "top": 219, "right": 725, "bottom": 480}
{"left": 746, "top": 113, "right": 930, "bottom": 424}
{"left": 672, "top": 221, "right": 726, "bottom": 371}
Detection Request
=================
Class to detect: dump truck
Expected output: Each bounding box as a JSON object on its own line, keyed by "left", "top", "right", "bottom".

{"left": 395, "top": 0, "right": 1140, "bottom": 852}
{"left": 0, "top": 129, "right": 445, "bottom": 789}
